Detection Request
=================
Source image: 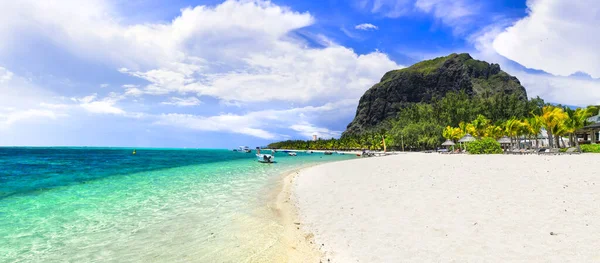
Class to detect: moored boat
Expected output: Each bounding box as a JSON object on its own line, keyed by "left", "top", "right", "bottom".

{"left": 239, "top": 146, "right": 252, "bottom": 153}
{"left": 288, "top": 152, "right": 297, "bottom": 156}
{"left": 256, "top": 148, "right": 275, "bottom": 163}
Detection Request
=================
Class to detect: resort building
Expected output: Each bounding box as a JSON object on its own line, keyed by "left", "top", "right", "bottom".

{"left": 576, "top": 113, "right": 600, "bottom": 144}
{"left": 312, "top": 135, "right": 317, "bottom": 141}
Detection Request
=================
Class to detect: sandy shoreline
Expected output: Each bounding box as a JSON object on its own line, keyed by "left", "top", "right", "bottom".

{"left": 293, "top": 153, "right": 600, "bottom": 262}
{"left": 271, "top": 167, "right": 323, "bottom": 263}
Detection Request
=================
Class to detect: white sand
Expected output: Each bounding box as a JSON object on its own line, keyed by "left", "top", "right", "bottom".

{"left": 293, "top": 153, "right": 600, "bottom": 262}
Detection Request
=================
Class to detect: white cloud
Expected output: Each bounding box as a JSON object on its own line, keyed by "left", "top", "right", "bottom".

{"left": 358, "top": 0, "right": 476, "bottom": 32}
{"left": 355, "top": 23, "right": 378, "bottom": 30}
{"left": 0, "top": 67, "right": 14, "bottom": 83}
{"left": 100, "top": 83, "right": 109, "bottom": 88}
{"left": 513, "top": 71, "right": 600, "bottom": 106}
{"left": 0, "top": 0, "right": 405, "bottom": 142}
{"left": 155, "top": 100, "right": 357, "bottom": 139}
{"left": 161, "top": 97, "right": 201, "bottom": 107}
{"left": 493, "top": 0, "right": 600, "bottom": 78}
{"left": 0, "top": 109, "right": 63, "bottom": 126}
{"left": 155, "top": 113, "right": 277, "bottom": 139}
{"left": 0, "top": 0, "right": 401, "bottom": 105}
{"left": 367, "top": 0, "right": 413, "bottom": 18}
{"left": 415, "top": 0, "right": 476, "bottom": 33}
{"left": 39, "top": 103, "right": 70, "bottom": 109}
{"left": 290, "top": 122, "right": 342, "bottom": 139}
{"left": 0, "top": 67, "right": 68, "bottom": 126}
{"left": 72, "top": 93, "right": 125, "bottom": 115}
{"left": 122, "top": 85, "right": 144, "bottom": 97}
{"left": 470, "top": 22, "right": 600, "bottom": 106}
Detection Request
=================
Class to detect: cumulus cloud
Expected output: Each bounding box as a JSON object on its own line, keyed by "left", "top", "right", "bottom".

{"left": 0, "top": 67, "right": 13, "bottom": 83}
{"left": 1, "top": 109, "right": 62, "bottom": 125}
{"left": 355, "top": 23, "right": 378, "bottom": 30}
{"left": 0, "top": 0, "right": 401, "bottom": 105}
{"left": 514, "top": 71, "right": 600, "bottom": 106}
{"left": 161, "top": 97, "right": 201, "bottom": 107}
{"left": 493, "top": 0, "right": 600, "bottom": 78}
{"left": 358, "top": 0, "right": 476, "bottom": 32}
{"left": 0, "top": 68, "right": 69, "bottom": 126}
{"left": 72, "top": 93, "right": 125, "bottom": 115}
{"left": 155, "top": 99, "right": 357, "bottom": 139}
{"left": 290, "top": 122, "right": 342, "bottom": 139}
{"left": 470, "top": 21, "right": 600, "bottom": 106}
{"left": 0, "top": 0, "right": 404, "bottom": 141}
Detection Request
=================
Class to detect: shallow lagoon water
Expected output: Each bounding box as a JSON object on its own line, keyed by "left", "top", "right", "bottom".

{"left": 0, "top": 148, "right": 353, "bottom": 262}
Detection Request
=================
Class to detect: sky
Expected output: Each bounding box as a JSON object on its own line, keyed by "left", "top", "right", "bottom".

{"left": 1, "top": 0, "right": 599, "bottom": 148}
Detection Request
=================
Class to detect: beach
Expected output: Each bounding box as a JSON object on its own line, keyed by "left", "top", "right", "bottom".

{"left": 291, "top": 153, "right": 600, "bottom": 262}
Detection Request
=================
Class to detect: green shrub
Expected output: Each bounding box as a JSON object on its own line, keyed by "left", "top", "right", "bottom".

{"left": 466, "top": 137, "right": 503, "bottom": 154}
{"left": 581, "top": 144, "right": 600, "bottom": 153}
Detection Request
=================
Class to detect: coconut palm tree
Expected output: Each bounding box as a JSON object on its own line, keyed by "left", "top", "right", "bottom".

{"left": 538, "top": 106, "right": 569, "bottom": 148}
{"left": 564, "top": 106, "right": 598, "bottom": 151}
{"left": 524, "top": 117, "right": 543, "bottom": 148}
{"left": 503, "top": 118, "right": 523, "bottom": 149}
{"left": 484, "top": 124, "right": 503, "bottom": 139}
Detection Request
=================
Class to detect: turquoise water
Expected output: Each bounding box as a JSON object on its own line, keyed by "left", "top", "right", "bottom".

{"left": 0, "top": 148, "right": 354, "bottom": 262}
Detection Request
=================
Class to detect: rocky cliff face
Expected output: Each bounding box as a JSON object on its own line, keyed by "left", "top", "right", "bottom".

{"left": 344, "top": 53, "right": 528, "bottom": 134}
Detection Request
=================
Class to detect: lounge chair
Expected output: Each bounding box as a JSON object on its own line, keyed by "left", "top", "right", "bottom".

{"left": 538, "top": 149, "right": 551, "bottom": 155}
{"left": 564, "top": 147, "right": 581, "bottom": 155}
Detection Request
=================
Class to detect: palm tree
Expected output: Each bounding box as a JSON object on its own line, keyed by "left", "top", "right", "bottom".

{"left": 524, "top": 117, "right": 543, "bottom": 148}
{"left": 503, "top": 118, "right": 522, "bottom": 149}
{"left": 538, "top": 106, "right": 568, "bottom": 148}
{"left": 564, "top": 106, "right": 598, "bottom": 151}
{"left": 471, "top": 114, "right": 491, "bottom": 138}
{"left": 484, "top": 125, "right": 503, "bottom": 139}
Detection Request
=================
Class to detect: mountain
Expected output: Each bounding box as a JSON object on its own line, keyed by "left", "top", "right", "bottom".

{"left": 344, "top": 53, "right": 528, "bottom": 134}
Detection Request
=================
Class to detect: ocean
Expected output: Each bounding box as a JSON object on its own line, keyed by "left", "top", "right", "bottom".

{"left": 0, "top": 147, "right": 354, "bottom": 262}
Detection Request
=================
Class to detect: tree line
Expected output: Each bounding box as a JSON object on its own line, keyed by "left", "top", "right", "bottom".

{"left": 268, "top": 91, "right": 598, "bottom": 151}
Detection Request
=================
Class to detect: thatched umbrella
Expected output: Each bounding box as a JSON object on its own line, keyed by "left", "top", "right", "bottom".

{"left": 497, "top": 136, "right": 512, "bottom": 152}
{"left": 497, "top": 136, "right": 511, "bottom": 144}
{"left": 458, "top": 133, "right": 476, "bottom": 151}
{"left": 442, "top": 139, "right": 455, "bottom": 151}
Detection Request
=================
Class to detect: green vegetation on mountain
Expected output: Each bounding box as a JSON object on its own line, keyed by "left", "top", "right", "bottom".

{"left": 345, "top": 53, "right": 527, "bottom": 135}
{"left": 268, "top": 54, "right": 599, "bottom": 152}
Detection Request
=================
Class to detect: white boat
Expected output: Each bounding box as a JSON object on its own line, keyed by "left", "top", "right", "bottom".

{"left": 256, "top": 149, "right": 275, "bottom": 163}
{"left": 239, "top": 146, "right": 252, "bottom": 153}
{"left": 288, "top": 152, "right": 297, "bottom": 156}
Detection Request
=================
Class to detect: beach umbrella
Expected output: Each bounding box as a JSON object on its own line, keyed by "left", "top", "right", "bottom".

{"left": 458, "top": 134, "right": 476, "bottom": 143}
{"left": 442, "top": 139, "right": 456, "bottom": 151}
{"left": 497, "top": 135, "right": 512, "bottom": 152}
{"left": 442, "top": 139, "right": 456, "bottom": 146}
{"left": 458, "top": 133, "right": 476, "bottom": 151}
{"left": 497, "top": 136, "right": 511, "bottom": 144}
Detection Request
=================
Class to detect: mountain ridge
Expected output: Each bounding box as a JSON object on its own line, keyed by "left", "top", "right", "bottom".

{"left": 344, "top": 53, "right": 528, "bottom": 135}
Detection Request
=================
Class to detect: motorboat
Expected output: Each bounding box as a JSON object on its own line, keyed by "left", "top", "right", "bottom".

{"left": 239, "top": 146, "right": 252, "bottom": 153}
{"left": 256, "top": 148, "right": 275, "bottom": 163}
{"left": 288, "top": 152, "right": 297, "bottom": 156}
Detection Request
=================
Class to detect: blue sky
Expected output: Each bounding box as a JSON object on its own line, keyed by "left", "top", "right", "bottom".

{"left": 1, "top": 0, "right": 599, "bottom": 148}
